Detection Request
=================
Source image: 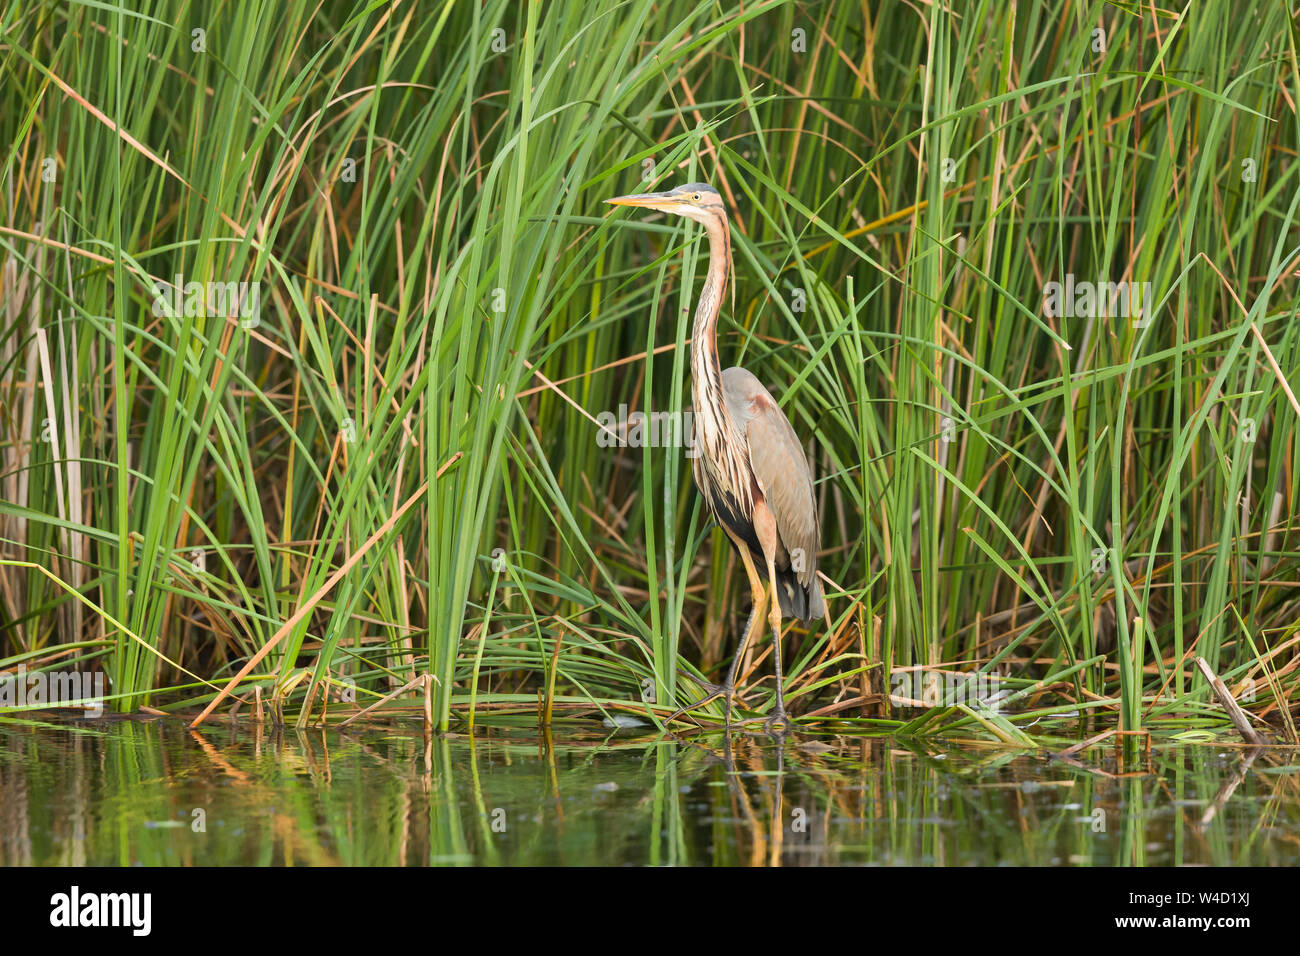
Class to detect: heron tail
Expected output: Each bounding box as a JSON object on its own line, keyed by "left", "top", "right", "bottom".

{"left": 775, "top": 566, "right": 826, "bottom": 623}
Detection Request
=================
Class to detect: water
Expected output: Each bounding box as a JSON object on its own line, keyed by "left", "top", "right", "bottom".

{"left": 1, "top": 718, "right": 1297, "bottom": 865}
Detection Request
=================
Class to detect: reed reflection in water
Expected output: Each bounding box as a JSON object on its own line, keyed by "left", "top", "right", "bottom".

{"left": 0, "top": 721, "right": 1296, "bottom": 866}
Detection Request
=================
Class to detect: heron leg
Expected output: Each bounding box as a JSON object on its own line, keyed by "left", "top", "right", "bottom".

{"left": 752, "top": 501, "right": 792, "bottom": 737}
{"left": 664, "top": 535, "right": 767, "bottom": 731}
{"left": 722, "top": 535, "right": 769, "bottom": 728}
{"left": 664, "top": 604, "right": 764, "bottom": 728}
{"left": 763, "top": 575, "right": 792, "bottom": 736}
{"left": 719, "top": 544, "right": 767, "bottom": 730}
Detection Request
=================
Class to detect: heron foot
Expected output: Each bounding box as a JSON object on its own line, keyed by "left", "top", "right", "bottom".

{"left": 670, "top": 686, "right": 733, "bottom": 728}
{"left": 665, "top": 682, "right": 737, "bottom": 730}
{"left": 763, "top": 710, "right": 793, "bottom": 737}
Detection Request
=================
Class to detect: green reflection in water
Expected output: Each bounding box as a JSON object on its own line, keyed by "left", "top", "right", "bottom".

{"left": 0, "top": 720, "right": 1297, "bottom": 866}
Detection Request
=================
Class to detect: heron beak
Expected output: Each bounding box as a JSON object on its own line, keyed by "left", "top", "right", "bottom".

{"left": 605, "top": 191, "right": 678, "bottom": 210}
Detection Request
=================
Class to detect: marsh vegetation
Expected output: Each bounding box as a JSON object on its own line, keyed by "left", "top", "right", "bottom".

{"left": 1, "top": 1, "right": 1298, "bottom": 747}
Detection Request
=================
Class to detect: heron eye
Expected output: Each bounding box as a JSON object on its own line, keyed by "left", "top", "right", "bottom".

{"left": 692, "top": 193, "right": 701, "bottom": 201}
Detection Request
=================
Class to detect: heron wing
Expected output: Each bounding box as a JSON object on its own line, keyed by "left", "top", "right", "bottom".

{"left": 721, "top": 367, "right": 821, "bottom": 596}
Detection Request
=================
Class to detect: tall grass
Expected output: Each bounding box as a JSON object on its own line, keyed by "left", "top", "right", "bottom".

{"left": 1, "top": 0, "right": 1297, "bottom": 740}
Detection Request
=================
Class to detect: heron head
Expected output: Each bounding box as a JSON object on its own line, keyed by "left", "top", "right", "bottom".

{"left": 605, "top": 182, "right": 723, "bottom": 226}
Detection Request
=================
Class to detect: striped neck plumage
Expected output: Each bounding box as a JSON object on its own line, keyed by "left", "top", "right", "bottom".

{"left": 689, "top": 207, "right": 748, "bottom": 506}
{"left": 689, "top": 209, "right": 731, "bottom": 396}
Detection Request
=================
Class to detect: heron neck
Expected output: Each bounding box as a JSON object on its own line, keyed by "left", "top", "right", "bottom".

{"left": 688, "top": 210, "right": 745, "bottom": 498}
{"left": 690, "top": 213, "right": 731, "bottom": 408}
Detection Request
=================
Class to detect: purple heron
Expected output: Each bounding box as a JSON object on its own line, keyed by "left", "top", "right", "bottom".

{"left": 606, "top": 182, "right": 826, "bottom": 734}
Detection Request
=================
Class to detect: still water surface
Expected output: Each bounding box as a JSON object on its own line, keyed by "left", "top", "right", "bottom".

{"left": 1, "top": 719, "right": 1297, "bottom": 865}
